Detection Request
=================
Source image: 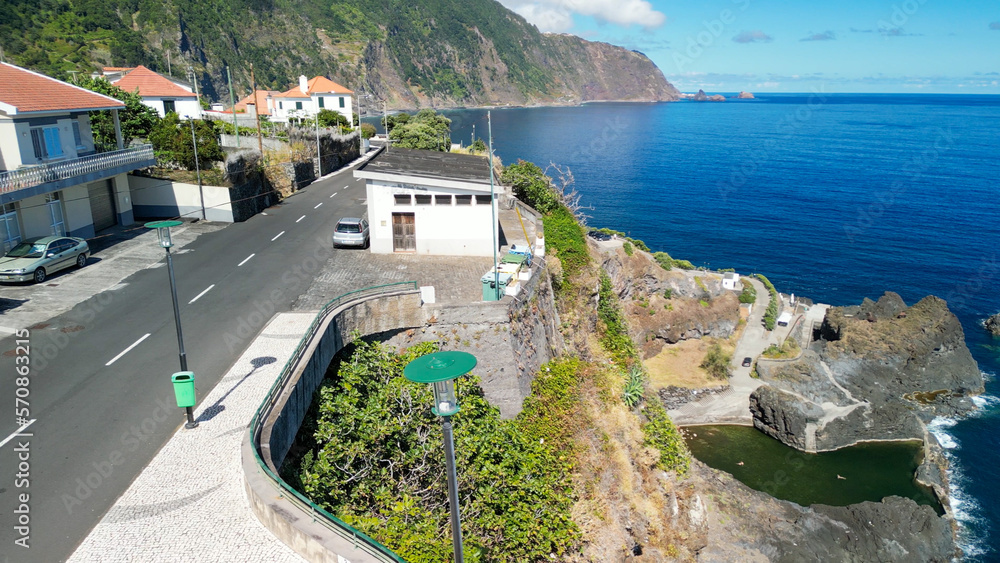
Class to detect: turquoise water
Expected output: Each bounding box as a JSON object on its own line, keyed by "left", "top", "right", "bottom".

{"left": 683, "top": 425, "right": 941, "bottom": 512}
{"left": 438, "top": 94, "right": 999, "bottom": 557}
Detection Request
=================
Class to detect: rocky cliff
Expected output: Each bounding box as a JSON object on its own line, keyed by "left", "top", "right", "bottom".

{"left": 2, "top": 0, "right": 679, "bottom": 109}
{"left": 751, "top": 293, "right": 983, "bottom": 453}
{"left": 985, "top": 312, "right": 1000, "bottom": 336}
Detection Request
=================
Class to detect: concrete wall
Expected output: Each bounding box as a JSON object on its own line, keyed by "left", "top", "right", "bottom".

{"left": 366, "top": 179, "right": 496, "bottom": 256}
{"left": 63, "top": 184, "right": 95, "bottom": 239}
{"left": 0, "top": 118, "right": 18, "bottom": 171}
{"left": 219, "top": 134, "right": 287, "bottom": 151}
{"left": 111, "top": 173, "right": 134, "bottom": 226}
{"left": 142, "top": 97, "right": 202, "bottom": 119}
{"left": 128, "top": 174, "right": 235, "bottom": 222}
{"left": 18, "top": 193, "right": 53, "bottom": 239}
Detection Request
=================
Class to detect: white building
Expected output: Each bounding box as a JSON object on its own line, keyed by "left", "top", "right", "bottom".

{"left": 0, "top": 63, "right": 155, "bottom": 249}
{"left": 271, "top": 75, "right": 353, "bottom": 124}
{"left": 110, "top": 65, "right": 202, "bottom": 119}
{"left": 722, "top": 272, "right": 740, "bottom": 290}
{"left": 354, "top": 147, "right": 497, "bottom": 256}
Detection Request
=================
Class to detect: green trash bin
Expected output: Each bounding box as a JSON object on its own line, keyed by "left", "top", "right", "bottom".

{"left": 171, "top": 371, "right": 197, "bottom": 408}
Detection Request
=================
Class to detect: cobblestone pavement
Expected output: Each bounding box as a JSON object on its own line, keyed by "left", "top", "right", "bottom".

{"left": 68, "top": 312, "right": 313, "bottom": 563}
{"left": 0, "top": 220, "right": 224, "bottom": 333}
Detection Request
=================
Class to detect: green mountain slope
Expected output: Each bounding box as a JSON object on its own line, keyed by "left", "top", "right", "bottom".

{"left": 0, "top": 0, "right": 678, "bottom": 108}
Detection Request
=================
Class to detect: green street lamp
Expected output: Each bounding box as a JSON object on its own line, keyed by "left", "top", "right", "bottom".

{"left": 403, "top": 351, "right": 477, "bottom": 563}
{"left": 145, "top": 220, "right": 198, "bottom": 429}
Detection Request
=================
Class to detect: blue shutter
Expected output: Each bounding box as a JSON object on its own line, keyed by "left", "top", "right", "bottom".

{"left": 44, "top": 127, "right": 63, "bottom": 157}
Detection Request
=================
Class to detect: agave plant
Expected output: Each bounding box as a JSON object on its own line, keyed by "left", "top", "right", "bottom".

{"left": 622, "top": 365, "right": 646, "bottom": 408}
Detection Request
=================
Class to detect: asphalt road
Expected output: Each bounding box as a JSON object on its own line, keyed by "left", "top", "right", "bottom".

{"left": 0, "top": 162, "right": 369, "bottom": 562}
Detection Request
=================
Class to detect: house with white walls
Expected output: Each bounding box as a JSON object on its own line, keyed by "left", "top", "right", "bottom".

{"left": 270, "top": 75, "right": 353, "bottom": 124}
{"left": 722, "top": 272, "right": 741, "bottom": 290}
{"left": 110, "top": 65, "right": 202, "bottom": 119}
{"left": 354, "top": 147, "right": 497, "bottom": 256}
{"left": 0, "top": 63, "right": 156, "bottom": 249}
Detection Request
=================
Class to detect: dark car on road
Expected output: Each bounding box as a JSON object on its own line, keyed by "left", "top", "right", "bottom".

{"left": 588, "top": 230, "right": 613, "bottom": 241}
{"left": 742, "top": 357, "right": 753, "bottom": 367}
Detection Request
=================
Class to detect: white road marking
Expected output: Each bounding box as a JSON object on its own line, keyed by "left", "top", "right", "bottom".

{"left": 0, "top": 419, "right": 36, "bottom": 450}
{"left": 296, "top": 215, "right": 306, "bottom": 223}
{"left": 329, "top": 192, "right": 336, "bottom": 198}
{"left": 314, "top": 202, "right": 323, "bottom": 209}
{"left": 271, "top": 231, "right": 285, "bottom": 241}
{"left": 342, "top": 185, "right": 349, "bottom": 190}
{"left": 238, "top": 253, "right": 255, "bottom": 267}
{"left": 106, "top": 333, "right": 151, "bottom": 366}
{"left": 188, "top": 284, "right": 215, "bottom": 304}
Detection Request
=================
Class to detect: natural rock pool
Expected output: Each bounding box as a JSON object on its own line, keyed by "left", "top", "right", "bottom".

{"left": 683, "top": 424, "right": 942, "bottom": 513}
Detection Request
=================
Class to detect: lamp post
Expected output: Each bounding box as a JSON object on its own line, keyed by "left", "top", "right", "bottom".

{"left": 187, "top": 118, "right": 206, "bottom": 220}
{"left": 403, "top": 351, "right": 477, "bottom": 563}
{"left": 145, "top": 220, "right": 198, "bottom": 429}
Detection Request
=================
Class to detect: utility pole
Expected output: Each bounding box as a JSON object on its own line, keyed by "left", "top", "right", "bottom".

{"left": 488, "top": 111, "right": 498, "bottom": 300}
{"left": 315, "top": 110, "right": 322, "bottom": 177}
{"left": 189, "top": 119, "right": 206, "bottom": 220}
{"left": 383, "top": 101, "right": 388, "bottom": 147}
{"left": 250, "top": 63, "right": 264, "bottom": 156}
{"left": 167, "top": 51, "right": 171, "bottom": 76}
{"left": 227, "top": 66, "right": 239, "bottom": 147}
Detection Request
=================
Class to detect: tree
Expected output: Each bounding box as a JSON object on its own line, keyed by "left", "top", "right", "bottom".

{"left": 77, "top": 76, "right": 160, "bottom": 149}
{"left": 501, "top": 160, "right": 560, "bottom": 213}
{"left": 700, "top": 342, "right": 732, "bottom": 380}
{"left": 387, "top": 109, "right": 451, "bottom": 151}
{"left": 149, "top": 113, "right": 223, "bottom": 171}
{"left": 470, "top": 138, "right": 487, "bottom": 153}
{"left": 359, "top": 122, "right": 376, "bottom": 139}
{"left": 317, "top": 109, "right": 350, "bottom": 130}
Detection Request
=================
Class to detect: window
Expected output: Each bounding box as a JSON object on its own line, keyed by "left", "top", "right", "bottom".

{"left": 339, "top": 97, "right": 345, "bottom": 108}
{"left": 318, "top": 97, "right": 324, "bottom": 108}
{"left": 455, "top": 195, "right": 472, "bottom": 205}
{"left": 0, "top": 203, "right": 21, "bottom": 253}
{"left": 295, "top": 101, "right": 303, "bottom": 110}
{"left": 46, "top": 193, "right": 65, "bottom": 236}
{"left": 279, "top": 101, "right": 283, "bottom": 110}
{"left": 434, "top": 194, "right": 452, "bottom": 205}
{"left": 414, "top": 194, "right": 432, "bottom": 205}
{"left": 475, "top": 194, "right": 493, "bottom": 205}
{"left": 30, "top": 126, "right": 63, "bottom": 160}
{"left": 163, "top": 100, "right": 176, "bottom": 115}
{"left": 394, "top": 194, "right": 412, "bottom": 205}
{"left": 72, "top": 121, "right": 85, "bottom": 149}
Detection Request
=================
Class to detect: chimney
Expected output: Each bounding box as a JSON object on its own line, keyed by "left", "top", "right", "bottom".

{"left": 299, "top": 75, "right": 308, "bottom": 94}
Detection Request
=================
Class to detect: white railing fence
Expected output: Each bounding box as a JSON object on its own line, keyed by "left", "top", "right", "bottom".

{"left": 0, "top": 145, "right": 154, "bottom": 194}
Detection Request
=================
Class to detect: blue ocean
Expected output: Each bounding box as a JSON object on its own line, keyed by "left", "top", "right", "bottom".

{"left": 444, "top": 94, "right": 1000, "bottom": 559}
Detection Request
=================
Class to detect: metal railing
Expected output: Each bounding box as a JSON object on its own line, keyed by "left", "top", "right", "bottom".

{"left": 248, "top": 282, "right": 419, "bottom": 563}
{"left": 0, "top": 144, "right": 155, "bottom": 194}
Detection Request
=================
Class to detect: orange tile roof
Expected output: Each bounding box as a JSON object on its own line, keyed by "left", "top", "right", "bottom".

{"left": 275, "top": 76, "right": 353, "bottom": 98}
{"left": 234, "top": 89, "right": 280, "bottom": 115}
{"left": 112, "top": 65, "right": 196, "bottom": 98}
{"left": 305, "top": 76, "right": 353, "bottom": 95}
{"left": 0, "top": 63, "right": 124, "bottom": 114}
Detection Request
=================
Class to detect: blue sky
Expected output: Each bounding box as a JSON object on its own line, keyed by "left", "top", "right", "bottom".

{"left": 497, "top": 0, "right": 1000, "bottom": 93}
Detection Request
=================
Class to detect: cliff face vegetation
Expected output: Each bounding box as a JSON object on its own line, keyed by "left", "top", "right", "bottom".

{"left": 1, "top": 0, "right": 679, "bottom": 108}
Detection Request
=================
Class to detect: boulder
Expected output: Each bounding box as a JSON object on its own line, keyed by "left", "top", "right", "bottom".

{"left": 736, "top": 91, "right": 755, "bottom": 99}
{"left": 985, "top": 312, "right": 1000, "bottom": 336}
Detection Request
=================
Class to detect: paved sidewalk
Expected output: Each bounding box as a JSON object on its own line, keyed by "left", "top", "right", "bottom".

{"left": 68, "top": 312, "right": 312, "bottom": 563}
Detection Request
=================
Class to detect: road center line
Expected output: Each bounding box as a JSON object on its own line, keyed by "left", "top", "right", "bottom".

{"left": 314, "top": 202, "right": 323, "bottom": 209}
{"left": 271, "top": 231, "right": 285, "bottom": 241}
{"left": 329, "top": 192, "right": 336, "bottom": 198}
{"left": 0, "top": 418, "right": 36, "bottom": 450}
{"left": 342, "top": 185, "right": 349, "bottom": 190}
{"left": 296, "top": 215, "right": 306, "bottom": 223}
{"left": 188, "top": 284, "right": 215, "bottom": 304}
{"left": 106, "top": 333, "right": 151, "bottom": 366}
{"left": 238, "top": 253, "right": 255, "bottom": 267}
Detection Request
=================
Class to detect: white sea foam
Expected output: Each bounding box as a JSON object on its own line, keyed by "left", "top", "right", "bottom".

{"left": 927, "top": 415, "right": 990, "bottom": 559}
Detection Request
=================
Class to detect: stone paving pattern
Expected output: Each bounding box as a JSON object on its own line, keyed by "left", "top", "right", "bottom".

{"left": 68, "top": 312, "right": 313, "bottom": 562}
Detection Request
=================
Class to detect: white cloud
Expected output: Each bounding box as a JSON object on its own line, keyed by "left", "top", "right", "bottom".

{"left": 500, "top": 0, "right": 666, "bottom": 32}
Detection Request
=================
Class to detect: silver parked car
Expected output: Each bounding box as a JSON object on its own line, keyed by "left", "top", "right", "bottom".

{"left": 332, "top": 217, "right": 369, "bottom": 248}
{"left": 0, "top": 236, "right": 89, "bottom": 283}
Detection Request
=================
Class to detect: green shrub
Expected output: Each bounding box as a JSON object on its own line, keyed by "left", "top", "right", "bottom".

{"left": 622, "top": 241, "right": 634, "bottom": 256}
{"left": 597, "top": 270, "right": 637, "bottom": 367}
{"left": 298, "top": 340, "right": 580, "bottom": 562}
{"left": 653, "top": 252, "right": 673, "bottom": 271}
{"left": 756, "top": 274, "right": 779, "bottom": 331}
{"left": 738, "top": 281, "right": 757, "bottom": 304}
{"left": 673, "top": 259, "right": 695, "bottom": 270}
{"left": 622, "top": 365, "right": 646, "bottom": 408}
{"left": 642, "top": 396, "right": 690, "bottom": 475}
{"left": 663, "top": 288, "right": 673, "bottom": 300}
{"left": 700, "top": 342, "right": 731, "bottom": 380}
{"left": 543, "top": 206, "right": 589, "bottom": 280}
{"left": 501, "top": 160, "right": 561, "bottom": 213}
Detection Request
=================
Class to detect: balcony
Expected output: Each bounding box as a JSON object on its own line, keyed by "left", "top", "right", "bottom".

{"left": 0, "top": 145, "right": 156, "bottom": 198}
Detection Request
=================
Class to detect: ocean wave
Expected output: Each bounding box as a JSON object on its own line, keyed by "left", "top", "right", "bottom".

{"left": 928, "top": 416, "right": 991, "bottom": 560}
